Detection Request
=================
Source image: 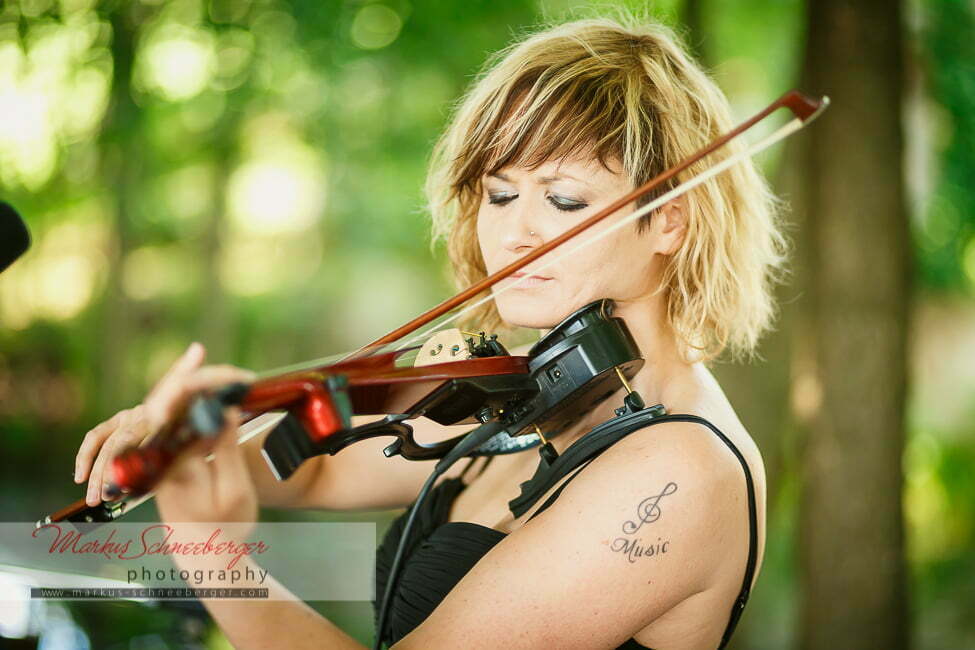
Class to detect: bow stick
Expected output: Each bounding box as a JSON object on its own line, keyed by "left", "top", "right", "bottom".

{"left": 330, "top": 89, "right": 828, "bottom": 364}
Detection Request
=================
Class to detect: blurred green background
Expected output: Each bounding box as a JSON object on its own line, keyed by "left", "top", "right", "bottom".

{"left": 0, "top": 0, "right": 972, "bottom": 648}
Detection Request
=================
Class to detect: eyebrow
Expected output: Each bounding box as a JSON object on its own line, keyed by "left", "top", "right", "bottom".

{"left": 539, "top": 174, "right": 587, "bottom": 185}
{"left": 487, "top": 171, "right": 592, "bottom": 187}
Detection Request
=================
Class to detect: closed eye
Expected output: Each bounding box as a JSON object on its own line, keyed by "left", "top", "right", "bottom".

{"left": 488, "top": 192, "right": 517, "bottom": 206}
{"left": 547, "top": 194, "right": 588, "bottom": 212}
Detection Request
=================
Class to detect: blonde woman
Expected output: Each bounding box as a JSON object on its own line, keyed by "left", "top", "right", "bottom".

{"left": 74, "top": 15, "right": 781, "bottom": 650}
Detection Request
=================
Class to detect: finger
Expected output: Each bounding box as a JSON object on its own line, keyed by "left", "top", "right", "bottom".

{"left": 143, "top": 346, "right": 210, "bottom": 434}
{"left": 84, "top": 410, "right": 130, "bottom": 504}
{"left": 166, "top": 342, "right": 207, "bottom": 381}
{"left": 74, "top": 411, "right": 123, "bottom": 483}
{"left": 86, "top": 411, "right": 140, "bottom": 506}
{"left": 144, "top": 365, "right": 256, "bottom": 435}
{"left": 101, "top": 413, "right": 152, "bottom": 502}
{"left": 144, "top": 342, "right": 206, "bottom": 407}
{"left": 183, "top": 365, "right": 257, "bottom": 394}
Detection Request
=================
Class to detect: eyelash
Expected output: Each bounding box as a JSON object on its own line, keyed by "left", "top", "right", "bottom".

{"left": 487, "top": 193, "right": 589, "bottom": 212}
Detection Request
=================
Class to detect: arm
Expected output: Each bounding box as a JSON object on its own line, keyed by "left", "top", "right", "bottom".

{"left": 394, "top": 422, "right": 742, "bottom": 649}
{"left": 248, "top": 413, "right": 482, "bottom": 511}
{"left": 170, "top": 553, "right": 367, "bottom": 650}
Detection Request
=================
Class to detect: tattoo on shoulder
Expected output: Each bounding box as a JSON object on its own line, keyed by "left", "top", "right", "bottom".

{"left": 609, "top": 481, "right": 677, "bottom": 564}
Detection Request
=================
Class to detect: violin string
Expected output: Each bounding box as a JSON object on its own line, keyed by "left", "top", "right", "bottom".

{"left": 231, "top": 411, "right": 288, "bottom": 447}
{"left": 254, "top": 350, "right": 353, "bottom": 380}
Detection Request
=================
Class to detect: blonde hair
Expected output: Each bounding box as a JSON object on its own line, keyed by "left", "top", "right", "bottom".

{"left": 426, "top": 16, "right": 789, "bottom": 363}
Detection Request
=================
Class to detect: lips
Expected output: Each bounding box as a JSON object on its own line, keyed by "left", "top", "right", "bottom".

{"left": 507, "top": 271, "right": 553, "bottom": 288}
{"left": 510, "top": 271, "right": 553, "bottom": 281}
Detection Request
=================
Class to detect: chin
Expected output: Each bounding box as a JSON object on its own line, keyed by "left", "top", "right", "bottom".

{"left": 494, "top": 292, "right": 580, "bottom": 330}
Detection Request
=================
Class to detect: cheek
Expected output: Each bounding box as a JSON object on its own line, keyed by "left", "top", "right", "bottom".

{"left": 475, "top": 210, "right": 491, "bottom": 263}
{"left": 561, "top": 233, "right": 655, "bottom": 295}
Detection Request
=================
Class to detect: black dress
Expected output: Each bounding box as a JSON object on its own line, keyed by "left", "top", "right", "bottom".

{"left": 374, "top": 415, "right": 758, "bottom": 649}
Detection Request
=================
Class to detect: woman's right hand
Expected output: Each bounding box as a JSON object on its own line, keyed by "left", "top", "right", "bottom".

{"left": 73, "top": 403, "right": 151, "bottom": 506}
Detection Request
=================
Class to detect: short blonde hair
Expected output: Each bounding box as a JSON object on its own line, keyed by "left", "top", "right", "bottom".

{"left": 426, "top": 16, "right": 789, "bottom": 363}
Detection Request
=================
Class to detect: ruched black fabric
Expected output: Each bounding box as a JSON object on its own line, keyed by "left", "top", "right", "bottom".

{"left": 374, "top": 416, "right": 757, "bottom": 649}
{"left": 374, "top": 477, "right": 501, "bottom": 644}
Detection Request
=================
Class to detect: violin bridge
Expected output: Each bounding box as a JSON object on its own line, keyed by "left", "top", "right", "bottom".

{"left": 414, "top": 328, "right": 473, "bottom": 366}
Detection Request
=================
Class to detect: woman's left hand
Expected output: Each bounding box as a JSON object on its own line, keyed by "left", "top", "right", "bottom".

{"left": 140, "top": 343, "right": 259, "bottom": 527}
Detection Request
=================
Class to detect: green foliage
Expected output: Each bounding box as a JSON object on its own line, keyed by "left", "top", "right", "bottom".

{"left": 917, "top": 0, "right": 975, "bottom": 292}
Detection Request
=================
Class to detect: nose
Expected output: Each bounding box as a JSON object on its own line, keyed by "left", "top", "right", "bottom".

{"left": 499, "top": 202, "right": 541, "bottom": 253}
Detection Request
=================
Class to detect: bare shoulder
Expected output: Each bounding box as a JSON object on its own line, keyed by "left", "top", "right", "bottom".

{"left": 572, "top": 410, "right": 767, "bottom": 588}
{"left": 587, "top": 408, "right": 751, "bottom": 477}
{"left": 603, "top": 409, "right": 764, "bottom": 487}
{"left": 539, "top": 417, "right": 753, "bottom": 592}
{"left": 582, "top": 416, "right": 755, "bottom": 528}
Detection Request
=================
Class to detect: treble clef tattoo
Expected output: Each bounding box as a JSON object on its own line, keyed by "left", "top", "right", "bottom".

{"left": 621, "top": 481, "right": 678, "bottom": 534}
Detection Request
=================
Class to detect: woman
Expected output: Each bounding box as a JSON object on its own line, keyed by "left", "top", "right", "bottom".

{"left": 73, "top": 16, "right": 783, "bottom": 649}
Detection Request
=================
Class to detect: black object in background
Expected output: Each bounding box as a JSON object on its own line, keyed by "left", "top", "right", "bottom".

{"left": 0, "top": 202, "right": 31, "bottom": 273}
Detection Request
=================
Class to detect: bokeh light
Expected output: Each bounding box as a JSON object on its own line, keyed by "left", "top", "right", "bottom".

{"left": 159, "top": 162, "right": 215, "bottom": 222}
{"left": 123, "top": 244, "right": 199, "bottom": 300}
{"left": 350, "top": 4, "right": 403, "bottom": 50}
{"left": 136, "top": 23, "right": 216, "bottom": 102}
{"left": 0, "top": 214, "right": 109, "bottom": 328}
{"left": 227, "top": 159, "right": 324, "bottom": 235}
{"left": 962, "top": 236, "right": 975, "bottom": 288}
{"left": 219, "top": 232, "right": 324, "bottom": 297}
{"left": 227, "top": 113, "right": 326, "bottom": 237}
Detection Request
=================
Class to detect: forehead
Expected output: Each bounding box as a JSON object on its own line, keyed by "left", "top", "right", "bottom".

{"left": 488, "top": 151, "right": 626, "bottom": 185}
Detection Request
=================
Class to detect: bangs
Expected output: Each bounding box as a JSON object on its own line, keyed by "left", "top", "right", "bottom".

{"left": 451, "top": 64, "right": 668, "bottom": 200}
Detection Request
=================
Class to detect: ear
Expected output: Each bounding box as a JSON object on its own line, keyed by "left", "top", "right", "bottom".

{"left": 647, "top": 198, "right": 687, "bottom": 256}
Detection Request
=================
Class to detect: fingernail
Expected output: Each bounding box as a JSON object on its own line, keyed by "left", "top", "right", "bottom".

{"left": 73, "top": 468, "right": 81, "bottom": 483}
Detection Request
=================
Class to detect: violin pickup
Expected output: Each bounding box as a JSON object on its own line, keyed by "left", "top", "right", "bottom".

{"left": 261, "top": 413, "right": 318, "bottom": 481}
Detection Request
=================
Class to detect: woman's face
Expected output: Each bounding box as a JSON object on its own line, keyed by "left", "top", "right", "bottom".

{"left": 476, "top": 153, "right": 680, "bottom": 329}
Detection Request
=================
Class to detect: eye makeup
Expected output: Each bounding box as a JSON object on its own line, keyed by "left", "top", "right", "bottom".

{"left": 546, "top": 194, "right": 588, "bottom": 211}
{"left": 487, "top": 191, "right": 517, "bottom": 206}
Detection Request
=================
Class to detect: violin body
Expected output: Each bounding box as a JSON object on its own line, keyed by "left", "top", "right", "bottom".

{"left": 261, "top": 300, "right": 643, "bottom": 478}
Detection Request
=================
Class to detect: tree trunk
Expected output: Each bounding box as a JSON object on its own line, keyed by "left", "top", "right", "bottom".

{"left": 197, "top": 158, "right": 233, "bottom": 363}
{"left": 95, "top": 5, "right": 142, "bottom": 415}
{"left": 796, "top": 1, "right": 912, "bottom": 648}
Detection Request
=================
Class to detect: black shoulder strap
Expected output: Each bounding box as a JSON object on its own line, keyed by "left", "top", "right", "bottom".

{"left": 512, "top": 412, "right": 758, "bottom": 650}
{"left": 508, "top": 407, "right": 666, "bottom": 518}
{"left": 459, "top": 454, "right": 495, "bottom": 482}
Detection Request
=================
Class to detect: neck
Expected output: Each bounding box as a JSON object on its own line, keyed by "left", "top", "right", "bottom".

{"left": 614, "top": 292, "right": 697, "bottom": 405}
{"left": 547, "top": 292, "right": 699, "bottom": 455}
